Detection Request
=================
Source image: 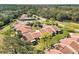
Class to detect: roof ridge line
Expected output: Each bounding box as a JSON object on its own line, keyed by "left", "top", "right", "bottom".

{"left": 67, "top": 45, "right": 78, "bottom": 54}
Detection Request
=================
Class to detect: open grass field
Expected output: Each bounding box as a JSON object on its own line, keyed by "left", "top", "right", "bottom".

{"left": 56, "top": 21, "right": 79, "bottom": 33}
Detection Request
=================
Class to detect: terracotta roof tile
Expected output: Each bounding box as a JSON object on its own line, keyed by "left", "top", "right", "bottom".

{"left": 60, "top": 45, "right": 78, "bottom": 54}
{"left": 69, "top": 33, "right": 79, "bottom": 39}
{"left": 22, "top": 32, "right": 34, "bottom": 42}
{"left": 58, "top": 38, "right": 76, "bottom": 48}
{"left": 32, "top": 30, "right": 42, "bottom": 39}
{"left": 45, "top": 49, "right": 63, "bottom": 54}
{"left": 45, "top": 27, "right": 54, "bottom": 33}
{"left": 43, "top": 25, "right": 57, "bottom": 33}
{"left": 14, "top": 21, "right": 32, "bottom": 33}
{"left": 20, "top": 27, "right": 32, "bottom": 34}
{"left": 70, "top": 41, "right": 79, "bottom": 52}
{"left": 40, "top": 28, "right": 48, "bottom": 34}
{"left": 20, "top": 14, "right": 28, "bottom": 20}
{"left": 60, "top": 38, "right": 75, "bottom": 45}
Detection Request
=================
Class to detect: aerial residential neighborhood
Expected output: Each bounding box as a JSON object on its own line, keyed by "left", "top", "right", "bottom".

{"left": 0, "top": 5, "right": 79, "bottom": 54}
{"left": 13, "top": 14, "right": 79, "bottom": 54}
{"left": 13, "top": 14, "right": 61, "bottom": 43}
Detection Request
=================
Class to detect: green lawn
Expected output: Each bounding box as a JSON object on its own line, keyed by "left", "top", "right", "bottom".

{"left": 56, "top": 21, "right": 79, "bottom": 33}
{"left": 51, "top": 30, "right": 69, "bottom": 45}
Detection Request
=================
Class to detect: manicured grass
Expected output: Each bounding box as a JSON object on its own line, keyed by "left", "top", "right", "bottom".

{"left": 51, "top": 30, "right": 69, "bottom": 45}
{"left": 57, "top": 21, "right": 79, "bottom": 33}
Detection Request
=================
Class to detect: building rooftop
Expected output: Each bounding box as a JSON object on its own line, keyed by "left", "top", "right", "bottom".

{"left": 32, "top": 30, "right": 42, "bottom": 39}
{"left": 45, "top": 49, "right": 63, "bottom": 54}
{"left": 22, "top": 32, "right": 34, "bottom": 42}
{"left": 70, "top": 41, "right": 79, "bottom": 52}
{"left": 13, "top": 20, "right": 60, "bottom": 42}
{"left": 60, "top": 38, "right": 75, "bottom": 46}
{"left": 20, "top": 27, "right": 32, "bottom": 34}
{"left": 60, "top": 45, "right": 78, "bottom": 54}
{"left": 45, "top": 27, "right": 54, "bottom": 33}
{"left": 69, "top": 33, "right": 79, "bottom": 39}
{"left": 20, "top": 14, "right": 35, "bottom": 20}
{"left": 40, "top": 28, "right": 48, "bottom": 34}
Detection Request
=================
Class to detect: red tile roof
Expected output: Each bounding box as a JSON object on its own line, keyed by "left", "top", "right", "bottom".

{"left": 69, "top": 33, "right": 79, "bottom": 39}
{"left": 14, "top": 23, "right": 22, "bottom": 29}
{"left": 40, "top": 26, "right": 57, "bottom": 34}
{"left": 20, "top": 27, "right": 32, "bottom": 34}
{"left": 32, "top": 30, "right": 42, "bottom": 39}
{"left": 15, "top": 23, "right": 31, "bottom": 29}
{"left": 45, "top": 49, "right": 63, "bottom": 54}
{"left": 57, "top": 43, "right": 67, "bottom": 50}
{"left": 40, "top": 28, "right": 48, "bottom": 34}
{"left": 22, "top": 32, "right": 34, "bottom": 42}
{"left": 55, "top": 37, "right": 79, "bottom": 54}
{"left": 14, "top": 21, "right": 32, "bottom": 34}
{"left": 60, "top": 38, "right": 75, "bottom": 46}
{"left": 58, "top": 38, "right": 77, "bottom": 48}
{"left": 60, "top": 45, "right": 78, "bottom": 54}
{"left": 20, "top": 14, "right": 28, "bottom": 20}
{"left": 49, "top": 27, "right": 57, "bottom": 33}
{"left": 43, "top": 25, "right": 57, "bottom": 33}
{"left": 13, "top": 21, "right": 61, "bottom": 42}
{"left": 45, "top": 27, "right": 54, "bottom": 33}
{"left": 70, "top": 41, "right": 79, "bottom": 52}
